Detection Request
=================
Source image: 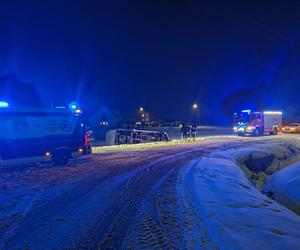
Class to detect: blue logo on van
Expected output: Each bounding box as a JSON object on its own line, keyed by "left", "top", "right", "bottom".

{"left": 61, "top": 121, "right": 72, "bottom": 132}
{"left": 15, "top": 122, "right": 29, "bottom": 133}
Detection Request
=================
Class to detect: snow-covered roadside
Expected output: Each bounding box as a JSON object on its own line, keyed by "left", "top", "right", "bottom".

{"left": 207, "top": 139, "right": 300, "bottom": 216}
{"left": 210, "top": 139, "right": 300, "bottom": 187}
{"left": 178, "top": 158, "right": 300, "bottom": 249}
{"left": 264, "top": 161, "right": 300, "bottom": 215}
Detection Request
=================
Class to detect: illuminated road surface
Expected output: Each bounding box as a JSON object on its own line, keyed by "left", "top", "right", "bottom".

{"left": 1, "top": 134, "right": 300, "bottom": 249}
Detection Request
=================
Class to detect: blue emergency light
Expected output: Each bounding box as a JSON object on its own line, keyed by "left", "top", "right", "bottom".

{"left": 0, "top": 101, "right": 9, "bottom": 108}
{"left": 68, "top": 102, "right": 79, "bottom": 110}
{"left": 241, "top": 109, "right": 251, "bottom": 113}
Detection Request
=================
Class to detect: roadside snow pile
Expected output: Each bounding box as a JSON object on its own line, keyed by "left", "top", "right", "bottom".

{"left": 210, "top": 139, "right": 300, "bottom": 186}
{"left": 264, "top": 161, "right": 300, "bottom": 215}
{"left": 93, "top": 135, "right": 236, "bottom": 153}
{"left": 180, "top": 158, "right": 300, "bottom": 249}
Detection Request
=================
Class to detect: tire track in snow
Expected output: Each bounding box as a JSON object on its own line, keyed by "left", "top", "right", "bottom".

{"left": 123, "top": 160, "right": 215, "bottom": 250}
{"left": 1, "top": 144, "right": 213, "bottom": 249}
{"left": 1, "top": 153, "right": 167, "bottom": 249}
{"left": 78, "top": 148, "right": 207, "bottom": 249}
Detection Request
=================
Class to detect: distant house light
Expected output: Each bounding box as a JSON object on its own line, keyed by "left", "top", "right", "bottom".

{"left": 100, "top": 121, "right": 109, "bottom": 126}
{"left": 45, "top": 152, "right": 51, "bottom": 157}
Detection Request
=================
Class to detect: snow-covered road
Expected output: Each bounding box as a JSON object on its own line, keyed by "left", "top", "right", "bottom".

{"left": 1, "top": 135, "right": 300, "bottom": 249}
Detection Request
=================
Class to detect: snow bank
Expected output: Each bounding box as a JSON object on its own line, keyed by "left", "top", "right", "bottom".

{"left": 264, "top": 161, "right": 300, "bottom": 215}
{"left": 179, "top": 158, "right": 300, "bottom": 249}
{"left": 93, "top": 135, "right": 237, "bottom": 153}
{"left": 209, "top": 139, "right": 300, "bottom": 187}
{"left": 208, "top": 139, "right": 300, "bottom": 216}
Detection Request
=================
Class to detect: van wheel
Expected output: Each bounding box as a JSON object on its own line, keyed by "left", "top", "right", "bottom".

{"left": 52, "top": 149, "right": 70, "bottom": 166}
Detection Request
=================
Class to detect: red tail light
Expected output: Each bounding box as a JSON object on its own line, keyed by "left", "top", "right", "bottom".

{"left": 84, "top": 133, "right": 88, "bottom": 147}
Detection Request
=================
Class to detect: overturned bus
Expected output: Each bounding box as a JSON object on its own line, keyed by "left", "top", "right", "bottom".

{"left": 106, "top": 128, "right": 170, "bottom": 146}
{"left": 0, "top": 107, "right": 92, "bottom": 166}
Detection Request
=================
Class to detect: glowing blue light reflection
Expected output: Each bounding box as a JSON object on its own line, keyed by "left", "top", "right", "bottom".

{"left": 68, "top": 102, "right": 79, "bottom": 110}
{"left": 0, "top": 101, "right": 9, "bottom": 108}
{"left": 241, "top": 109, "right": 251, "bottom": 113}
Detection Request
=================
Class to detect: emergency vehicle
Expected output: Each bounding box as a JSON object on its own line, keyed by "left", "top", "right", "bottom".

{"left": 0, "top": 105, "right": 92, "bottom": 166}
{"left": 233, "top": 110, "right": 282, "bottom": 136}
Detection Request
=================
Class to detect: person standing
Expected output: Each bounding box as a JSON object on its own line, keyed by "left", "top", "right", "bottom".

{"left": 181, "top": 123, "right": 188, "bottom": 140}
{"left": 191, "top": 124, "right": 197, "bottom": 140}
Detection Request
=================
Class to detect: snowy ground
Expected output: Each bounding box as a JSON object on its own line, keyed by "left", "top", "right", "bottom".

{"left": 1, "top": 134, "right": 300, "bottom": 249}
{"left": 264, "top": 161, "right": 300, "bottom": 215}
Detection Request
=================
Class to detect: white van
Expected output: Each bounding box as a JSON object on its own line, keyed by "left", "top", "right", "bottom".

{"left": 0, "top": 107, "right": 92, "bottom": 166}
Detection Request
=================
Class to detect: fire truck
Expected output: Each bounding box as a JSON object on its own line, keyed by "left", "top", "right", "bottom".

{"left": 233, "top": 110, "right": 282, "bottom": 136}
{"left": 0, "top": 105, "right": 92, "bottom": 166}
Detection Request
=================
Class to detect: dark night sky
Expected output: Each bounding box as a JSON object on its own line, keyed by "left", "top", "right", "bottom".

{"left": 1, "top": 0, "right": 300, "bottom": 122}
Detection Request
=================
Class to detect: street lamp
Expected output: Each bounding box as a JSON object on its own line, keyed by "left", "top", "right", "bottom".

{"left": 192, "top": 103, "right": 199, "bottom": 125}
{"left": 139, "top": 107, "right": 144, "bottom": 112}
